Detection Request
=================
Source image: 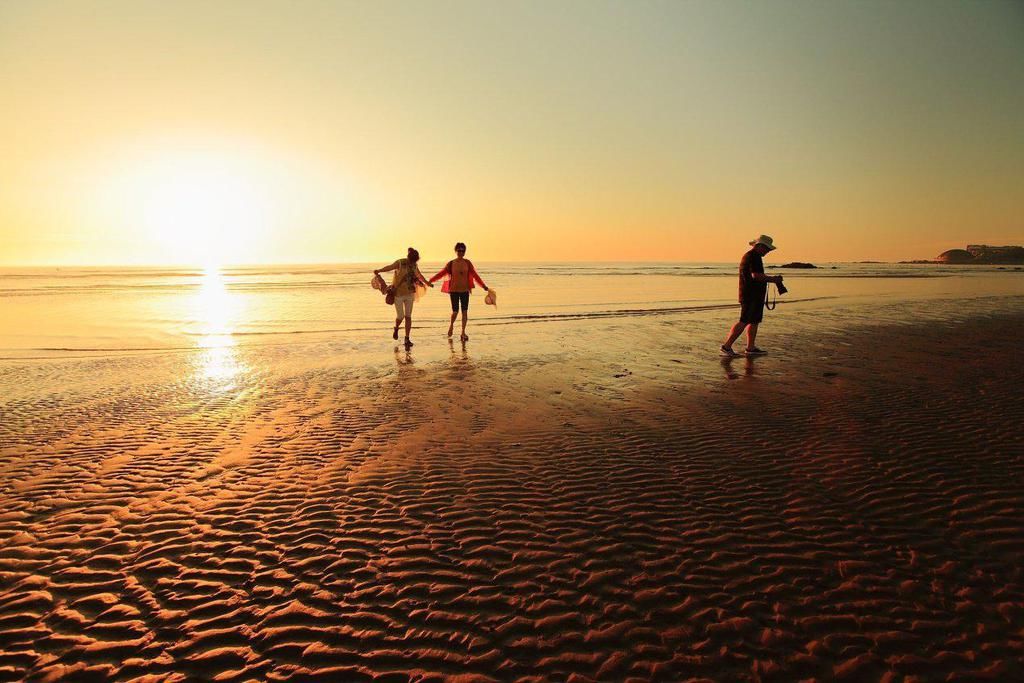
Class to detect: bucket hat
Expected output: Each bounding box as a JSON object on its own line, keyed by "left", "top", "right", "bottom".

{"left": 749, "top": 235, "right": 777, "bottom": 251}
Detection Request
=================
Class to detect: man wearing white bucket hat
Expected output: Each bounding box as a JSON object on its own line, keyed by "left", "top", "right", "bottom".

{"left": 721, "top": 235, "right": 784, "bottom": 358}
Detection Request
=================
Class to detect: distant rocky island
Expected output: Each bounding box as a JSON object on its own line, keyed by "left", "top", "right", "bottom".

{"left": 904, "top": 245, "right": 1024, "bottom": 265}
{"left": 779, "top": 262, "right": 817, "bottom": 269}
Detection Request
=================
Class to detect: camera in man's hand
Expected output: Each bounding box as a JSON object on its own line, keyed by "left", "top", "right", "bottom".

{"left": 775, "top": 276, "right": 788, "bottom": 295}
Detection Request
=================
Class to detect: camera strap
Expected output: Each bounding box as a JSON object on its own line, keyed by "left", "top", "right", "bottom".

{"left": 764, "top": 284, "right": 779, "bottom": 311}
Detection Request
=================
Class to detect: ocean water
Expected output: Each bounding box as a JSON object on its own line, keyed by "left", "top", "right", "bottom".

{"left": 0, "top": 262, "right": 1021, "bottom": 359}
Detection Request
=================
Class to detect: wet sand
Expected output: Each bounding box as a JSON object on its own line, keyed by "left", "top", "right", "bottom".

{"left": 1, "top": 309, "right": 1023, "bottom": 681}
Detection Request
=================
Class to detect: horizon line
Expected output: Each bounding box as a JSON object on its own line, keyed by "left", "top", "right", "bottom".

{"left": 0, "top": 258, "right": 912, "bottom": 269}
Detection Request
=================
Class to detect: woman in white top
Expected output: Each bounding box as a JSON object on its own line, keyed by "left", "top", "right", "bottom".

{"left": 374, "top": 247, "right": 432, "bottom": 347}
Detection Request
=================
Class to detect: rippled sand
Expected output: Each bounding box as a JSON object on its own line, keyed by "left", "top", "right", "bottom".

{"left": 2, "top": 305, "right": 1022, "bottom": 681}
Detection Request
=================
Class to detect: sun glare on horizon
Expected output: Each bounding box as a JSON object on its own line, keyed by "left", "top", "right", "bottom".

{"left": 92, "top": 140, "right": 326, "bottom": 267}
{"left": 135, "top": 151, "right": 275, "bottom": 268}
{"left": 145, "top": 161, "right": 271, "bottom": 268}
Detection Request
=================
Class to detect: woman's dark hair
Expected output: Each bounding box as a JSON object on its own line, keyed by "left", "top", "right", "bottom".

{"left": 454, "top": 242, "right": 466, "bottom": 252}
{"left": 407, "top": 247, "right": 420, "bottom": 263}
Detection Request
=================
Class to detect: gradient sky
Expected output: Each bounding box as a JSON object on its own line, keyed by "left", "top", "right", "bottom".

{"left": 1, "top": 0, "right": 1022, "bottom": 265}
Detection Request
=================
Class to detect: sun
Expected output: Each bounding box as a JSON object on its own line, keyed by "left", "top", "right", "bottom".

{"left": 134, "top": 151, "right": 278, "bottom": 268}
{"left": 93, "top": 140, "right": 299, "bottom": 268}
{"left": 91, "top": 136, "right": 345, "bottom": 267}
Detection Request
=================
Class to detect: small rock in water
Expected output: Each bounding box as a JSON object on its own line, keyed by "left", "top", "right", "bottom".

{"left": 823, "top": 371, "right": 838, "bottom": 377}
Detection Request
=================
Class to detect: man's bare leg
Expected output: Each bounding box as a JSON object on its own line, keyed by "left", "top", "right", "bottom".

{"left": 460, "top": 310, "right": 468, "bottom": 340}
{"left": 393, "top": 317, "right": 401, "bottom": 340}
{"left": 723, "top": 321, "right": 747, "bottom": 351}
{"left": 745, "top": 323, "right": 759, "bottom": 351}
{"left": 404, "top": 315, "right": 412, "bottom": 344}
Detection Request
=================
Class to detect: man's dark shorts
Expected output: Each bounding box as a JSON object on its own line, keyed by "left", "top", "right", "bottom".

{"left": 739, "top": 296, "right": 764, "bottom": 324}
{"left": 450, "top": 291, "right": 469, "bottom": 313}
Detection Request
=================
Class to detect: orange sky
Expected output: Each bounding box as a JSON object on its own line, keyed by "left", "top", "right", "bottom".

{"left": 1, "top": 1, "right": 1021, "bottom": 265}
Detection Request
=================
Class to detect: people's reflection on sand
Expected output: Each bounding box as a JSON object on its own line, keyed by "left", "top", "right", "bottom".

{"left": 394, "top": 346, "right": 414, "bottom": 366}
{"left": 721, "top": 354, "right": 757, "bottom": 380}
{"left": 447, "top": 338, "right": 474, "bottom": 378}
{"left": 448, "top": 338, "right": 470, "bottom": 361}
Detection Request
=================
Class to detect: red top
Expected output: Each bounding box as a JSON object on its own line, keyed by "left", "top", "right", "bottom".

{"left": 429, "top": 259, "right": 487, "bottom": 293}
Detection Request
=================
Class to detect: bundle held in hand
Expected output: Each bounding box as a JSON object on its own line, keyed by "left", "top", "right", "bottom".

{"left": 371, "top": 274, "right": 395, "bottom": 304}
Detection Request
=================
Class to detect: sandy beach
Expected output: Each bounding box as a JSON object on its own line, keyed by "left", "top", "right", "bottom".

{"left": 2, "top": 285, "right": 1022, "bottom": 681}
{"left": 4, "top": 0, "right": 1023, "bottom": 678}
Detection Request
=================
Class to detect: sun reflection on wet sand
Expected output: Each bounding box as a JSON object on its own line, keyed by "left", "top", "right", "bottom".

{"left": 194, "top": 267, "right": 244, "bottom": 387}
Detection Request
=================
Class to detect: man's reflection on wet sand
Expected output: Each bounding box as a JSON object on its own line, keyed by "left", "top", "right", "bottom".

{"left": 721, "top": 354, "right": 758, "bottom": 380}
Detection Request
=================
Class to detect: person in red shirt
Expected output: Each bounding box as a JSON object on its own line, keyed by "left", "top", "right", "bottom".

{"left": 429, "top": 242, "right": 489, "bottom": 341}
